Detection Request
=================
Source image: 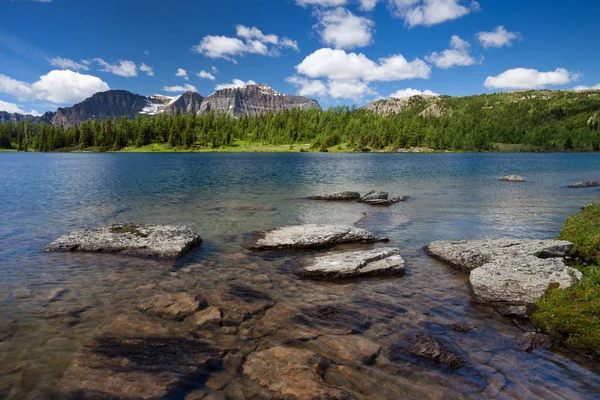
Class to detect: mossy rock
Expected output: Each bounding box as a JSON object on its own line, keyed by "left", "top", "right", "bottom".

{"left": 558, "top": 203, "right": 600, "bottom": 264}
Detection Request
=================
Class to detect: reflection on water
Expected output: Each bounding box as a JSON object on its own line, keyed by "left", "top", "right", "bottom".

{"left": 0, "top": 152, "right": 599, "bottom": 399}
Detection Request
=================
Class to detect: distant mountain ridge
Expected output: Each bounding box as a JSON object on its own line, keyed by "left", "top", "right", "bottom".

{"left": 0, "top": 84, "right": 321, "bottom": 127}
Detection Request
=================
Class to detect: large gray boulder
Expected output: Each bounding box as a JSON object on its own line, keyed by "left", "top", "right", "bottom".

{"left": 424, "top": 238, "right": 573, "bottom": 273}
{"left": 424, "top": 238, "right": 579, "bottom": 317}
{"left": 307, "top": 191, "right": 361, "bottom": 201}
{"left": 469, "top": 255, "right": 582, "bottom": 308}
{"left": 293, "top": 247, "right": 405, "bottom": 279}
{"left": 43, "top": 224, "right": 202, "bottom": 259}
{"left": 245, "top": 224, "right": 387, "bottom": 250}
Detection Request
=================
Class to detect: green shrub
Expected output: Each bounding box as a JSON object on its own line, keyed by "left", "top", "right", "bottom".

{"left": 558, "top": 203, "right": 600, "bottom": 263}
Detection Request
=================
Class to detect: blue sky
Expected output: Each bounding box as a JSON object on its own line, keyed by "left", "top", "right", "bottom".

{"left": 1, "top": 0, "right": 599, "bottom": 115}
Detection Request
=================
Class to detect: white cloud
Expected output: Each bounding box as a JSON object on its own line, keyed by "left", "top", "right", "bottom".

{"left": 215, "top": 79, "right": 257, "bottom": 91}
{"left": 197, "top": 70, "right": 216, "bottom": 80}
{"left": 484, "top": 68, "right": 577, "bottom": 89}
{"left": 477, "top": 26, "right": 520, "bottom": 48}
{"left": 389, "top": 88, "right": 439, "bottom": 98}
{"left": 139, "top": 63, "right": 154, "bottom": 76}
{"left": 295, "top": 0, "right": 347, "bottom": 6}
{"left": 286, "top": 76, "right": 328, "bottom": 97}
{"left": 425, "top": 35, "right": 478, "bottom": 69}
{"left": 389, "top": 0, "right": 479, "bottom": 28}
{"left": 211, "top": 66, "right": 219, "bottom": 73}
{"left": 162, "top": 84, "right": 198, "bottom": 93}
{"left": 48, "top": 57, "right": 89, "bottom": 71}
{"left": 0, "top": 100, "right": 40, "bottom": 116}
{"left": 573, "top": 83, "right": 600, "bottom": 91}
{"left": 296, "top": 48, "right": 430, "bottom": 81}
{"left": 94, "top": 58, "right": 138, "bottom": 77}
{"left": 192, "top": 26, "right": 298, "bottom": 62}
{"left": 0, "top": 70, "right": 109, "bottom": 104}
{"left": 176, "top": 68, "right": 189, "bottom": 80}
{"left": 359, "top": 0, "right": 379, "bottom": 10}
{"left": 316, "top": 8, "right": 374, "bottom": 49}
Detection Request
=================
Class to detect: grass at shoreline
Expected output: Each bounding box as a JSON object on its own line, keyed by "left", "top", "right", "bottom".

{"left": 532, "top": 203, "right": 600, "bottom": 356}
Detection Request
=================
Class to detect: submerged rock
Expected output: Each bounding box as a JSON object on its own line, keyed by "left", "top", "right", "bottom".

{"left": 293, "top": 247, "right": 405, "bottom": 279}
{"left": 469, "top": 256, "right": 582, "bottom": 309}
{"left": 137, "top": 292, "right": 200, "bottom": 320}
{"left": 568, "top": 181, "right": 599, "bottom": 188}
{"left": 517, "top": 332, "right": 552, "bottom": 352}
{"left": 188, "top": 307, "right": 222, "bottom": 328}
{"left": 243, "top": 347, "right": 353, "bottom": 400}
{"left": 499, "top": 175, "right": 526, "bottom": 182}
{"left": 44, "top": 223, "right": 202, "bottom": 259}
{"left": 207, "top": 284, "right": 274, "bottom": 321}
{"left": 307, "top": 191, "right": 361, "bottom": 201}
{"left": 308, "top": 334, "right": 381, "bottom": 364}
{"left": 245, "top": 224, "right": 387, "bottom": 250}
{"left": 424, "top": 238, "right": 573, "bottom": 273}
{"left": 407, "top": 335, "right": 464, "bottom": 369}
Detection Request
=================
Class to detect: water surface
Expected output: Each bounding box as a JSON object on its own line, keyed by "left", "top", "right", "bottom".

{"left": 1, "top": 152, "right": 599, "bottom": 399}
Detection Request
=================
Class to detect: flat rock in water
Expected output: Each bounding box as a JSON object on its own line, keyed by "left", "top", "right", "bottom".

{"left": 424, "top": 238, "right": 573, "bottom": 273}
{"left": 207, "top": 284, "right": 274, "bottom": 321}
{"left": 408, "top": 335, "right": 464, "bottom": 369}
{"left": 469, "top": 255, "right": 582, "bottom": 308}
{"left": 517, "top": 332, "right": 552, "bottom": 352}
{"left": 245, "top": 224, "right": 387, "bottom": 250}
{"left": 358, "top": 191, "right": 408, "bottom": 206}
{"left": 499, "top": 175, "right": 526, "bottom": 182}
{"left": 308, "top": 334, "right": 381, "bottom": 364}
{"left": 137, "top": 292, "right": 200, "bottom": 320}
{"left": 43, "top": 224, "right": 202, "bottom": 259}
{"left": 243, "top": 347, "right": 353, "bottom": 400}
{"left": 568, "top": 181, "right": 599, "bottom": 188}
{"left": 293, "top": 247, "right": 405, "bottom": 279}
{"left": 307, "top": 191, "right": 361, "bottom": 201}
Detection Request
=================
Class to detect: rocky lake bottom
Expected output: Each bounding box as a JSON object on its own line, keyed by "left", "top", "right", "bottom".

{"left": 1, "top": 152, "right": 600, "bottom": 399}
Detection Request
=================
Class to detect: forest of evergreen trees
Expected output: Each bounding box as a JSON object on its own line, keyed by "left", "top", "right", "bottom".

{"left": 1, "top": 90, "right": 599, "bottom": 152}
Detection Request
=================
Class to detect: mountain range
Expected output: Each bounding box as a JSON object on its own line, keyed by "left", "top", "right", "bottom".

{"left": 0, "top": 84, "right": 321, "bottom": 127}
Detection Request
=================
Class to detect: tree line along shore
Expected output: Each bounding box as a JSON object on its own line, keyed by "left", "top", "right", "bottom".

{"left": 1, "top": 90, "right": 599, "bottom": 153}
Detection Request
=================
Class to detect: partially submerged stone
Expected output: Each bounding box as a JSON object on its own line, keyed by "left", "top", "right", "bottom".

{"left": 358, "top": 191, "right": 408, "bottom": 206}
{"left": 293, "top": 247, "right": 405, "bottom": 279}
{"left": 424, "top": 238, "right": 573, "bottom": 273}
{"left": 44, "top": 224, "right": 202, "bottom": 259}
{"left": 568, "top": 181, "right": 599, "bottom": 188}
{"left": 424, "top": 238, "right": 579, "bottom": 317}
{"left": 307, "top": 191, "right": 361, "bottom": 201}
{"left": 517, "top": 332, "right": 552, "bottom": 352}
{"left": 499, "top": 175, "right": 525, "bottom": 182}
{"left": 469, "top": 256, "right": 582, "bottom": 307}
{"left": 246, "top": 224, "right": 387, "bottom": 250}
{"left": 407, "top": 335, "right": 464, "bottom": 369}
{"left": 243, "top": 347, "right": 352, "bottom": 400}
{"left": 137, "top": 292, "right": 200, "bottom": 320}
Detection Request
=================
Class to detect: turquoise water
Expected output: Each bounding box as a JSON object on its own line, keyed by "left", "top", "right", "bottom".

{"left": 0, "top": 152, "right": 599, "bottom": 399}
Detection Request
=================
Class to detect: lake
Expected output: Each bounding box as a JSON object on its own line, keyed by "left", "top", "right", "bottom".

{"left": 1, "top": 152, "right": 599, "bottom": 399}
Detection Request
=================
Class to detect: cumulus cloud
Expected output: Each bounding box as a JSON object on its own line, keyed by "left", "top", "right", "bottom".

{"left": 48, "top": 57, "right": 89, "bottom": 71}
{"left": 0, "top": 70, "right": 109, "bottom": 104}
{"left": 484, "top": 68, "right": 577, "bottom": 90}
{"left": 214, "top": 79, "right": 257, "bottom": 91}
{"left": 192, "top": 26, "right": 298, "bottom": 62}
{"left": 139, "top": 63, "right": 154, "bottom": 76}
{"left": 573, "top": 83, "right": 600, "bottom": 91}
{"left": 0, "top": 100, "right": 40, "bottom": 116}
{"left": 389, "top": 88, "right": 439, "bottom": 98}
{"left": 94, "top": 59, "right": 138, "bottom": 77}
{"left": 296, "top": 48, "right": 430, "bottom": 81}
{"left": 286, "top": 76, "right": 328, "bottom": 97}
{"left": 389, "top": 0, "right": 479, "bottom": 28}
{"left": 176, "top": 68, "right": 189, "bottom": 80}
{"left": 477, "top": 26, "right": 520, "bottom": 48}
{"left": 425, "top": 35, "right": 478, "bottom": 69}
{"left": 197, "top": 70, "right": 216, "bottom": 80}
{"left": 162, "top": 84, "right": 198, "bottom": 93}
{"left": 316, "top": 8, "right": 374, "bottom": 49}
{"left": 359, "top": 0, "right": 379, "bottom": 10}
